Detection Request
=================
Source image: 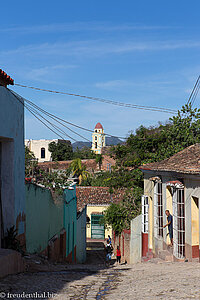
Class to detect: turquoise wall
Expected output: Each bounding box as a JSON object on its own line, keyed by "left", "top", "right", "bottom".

{"left": 63, "top": 187, "right": 77, "bottom": 262}
{"left": 25, "top": 184, "right": 63, "bottom": 253}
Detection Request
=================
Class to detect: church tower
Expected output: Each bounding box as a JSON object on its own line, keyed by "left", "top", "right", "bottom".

{"left": 91, "top": 122, "right": 106, "bottom": 154}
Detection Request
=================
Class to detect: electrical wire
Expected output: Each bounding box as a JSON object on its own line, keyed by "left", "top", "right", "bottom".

{"left": 187, "top": 75, "right": 200, "bottom": 106}
{"left": 10, "top": 89, "right": 126, "bottom": 140}
{"left": 190, "top": 77, "right": 200, "bottom": 107}
{"left": 10, "top": 90, "right": 117, "bottom": 165}
{"left": 25, "top": 103, "right": 78, "bottom": 142}
{"left": 14, "top": 83, "right": 177, "bottom": 114}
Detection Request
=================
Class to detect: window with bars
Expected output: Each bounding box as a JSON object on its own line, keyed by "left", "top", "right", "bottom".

{"left": 173, "top": 188, "right": 185, "bottom": 259}
{"left": 142, "top": 195, "right": 148, "bottom": 233}
{"left": 154, "top": 182, "right": 163, "bottom": 238}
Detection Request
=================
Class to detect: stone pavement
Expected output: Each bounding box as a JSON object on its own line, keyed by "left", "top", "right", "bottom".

{"left": 106, "top": 260, "right": 200, "bottom": 300}
{"left": 0, "top": 260, "right": 199, "bottom": 299}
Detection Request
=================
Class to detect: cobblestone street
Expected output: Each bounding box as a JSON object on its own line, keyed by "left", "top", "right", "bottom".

{"left": 0, "top": 258, "right": 199, "bottom": 300}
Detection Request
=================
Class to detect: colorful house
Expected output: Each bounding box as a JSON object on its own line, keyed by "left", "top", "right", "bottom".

{"left": 140, "top": 144, "right": 200, "bottom": 262}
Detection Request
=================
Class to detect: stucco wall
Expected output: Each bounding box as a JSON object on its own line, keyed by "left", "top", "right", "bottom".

{"left": 25, "top": 184, "right": 63, "bottom": 253}
{"left": 143, "top": 171, "right": 200, "bottom": 260}
{"left": 76, "top": 206, "right": 87, "bottom": 263}
{"left": 0, "top": 87, "right": 25, "bottom": 239}
{"left": 130, "top": 214, "right": 142, "bottom": 263}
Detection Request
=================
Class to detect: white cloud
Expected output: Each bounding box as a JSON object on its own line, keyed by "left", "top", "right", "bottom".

{"left": 2, "top": 39, "right": 200, "bottom": 60}
{"left": 0, "top": 22, "right": 177, "bottom": 35}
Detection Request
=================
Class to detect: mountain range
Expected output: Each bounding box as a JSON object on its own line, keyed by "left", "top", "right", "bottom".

{"left": 72, "top": 136, "right": 123, "bottom": 150}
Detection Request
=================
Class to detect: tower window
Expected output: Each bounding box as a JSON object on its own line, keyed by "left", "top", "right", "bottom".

{"left": 95, "top": 130, "right": 97, "bottom": 133}
{"left": 41, "top": 147, "right": 45, "bottom": 159}
{"left": 95, "top": 136, "right": 97, "bottom": 140}
{"left": 95, "top": 142, "right": 97, "bottom": 149}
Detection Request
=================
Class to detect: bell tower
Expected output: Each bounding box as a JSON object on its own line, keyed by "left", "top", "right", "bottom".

{"left": 91, "top": 122, "right": 106, "bottom": 154}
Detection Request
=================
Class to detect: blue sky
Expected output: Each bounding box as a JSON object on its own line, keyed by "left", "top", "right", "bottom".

{"left": 1, "top": 1, "right": 200, "bottom": 142}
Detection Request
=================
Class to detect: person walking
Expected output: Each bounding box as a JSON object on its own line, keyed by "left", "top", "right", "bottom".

{"left": 163, "top": 210, "right": 173, "bottom": 246}
{"left": 105, "top": 239, "right": 113, "bottom": 265}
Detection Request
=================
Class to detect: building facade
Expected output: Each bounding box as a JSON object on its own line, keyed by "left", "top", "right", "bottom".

{"left": 140, "top": 144, "right": 200, "bottom": 262}
{"left": 0, "top": 69, "right": 25, "bottom": 277}
{"left": 25, "top": 139, "right": 71, "bottom": 162}
{"left": 91, "top": 122, "right": 106, "bottom": 154}
{"left": 76, "top": 186, "right": 126, "bottom": 240}
{"left": 0, "top": 70, "right": 25, "bottom": 247}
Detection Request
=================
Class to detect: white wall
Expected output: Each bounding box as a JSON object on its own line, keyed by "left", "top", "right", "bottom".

{"left": 130, "top": 214, "right": 142, "bottom": 263}
{"left": 25, "top": 139, "right": 58, "bottom": 162}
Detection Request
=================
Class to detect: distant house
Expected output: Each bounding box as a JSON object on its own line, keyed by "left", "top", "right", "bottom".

{"left": 140, "top": 144, "right": 200, "bottom": 262}
{"left": 76, "top": 186, "right": 125, "bottom": 240}
{"left": 0, "top": 69, "right": 25, "bottom": 277}
{"left": 25, "top": 139, "right": 71, "bottom": 162}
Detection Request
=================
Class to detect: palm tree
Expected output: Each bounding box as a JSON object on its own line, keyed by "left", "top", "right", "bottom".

{"left": 95, "top": 154, "right": 103, "bottom": 170}
{"left": 70, "top": 158, "right": 89, "bottom": 184}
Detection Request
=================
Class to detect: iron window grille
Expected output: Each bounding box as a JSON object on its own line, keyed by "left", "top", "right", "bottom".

{"left": 142, "top": 195, "right": 149, "bottom": 233}
{"left": 154, "top": 182, "right": 163, "bottom": 238}
{"left": 172, "top": 188, "right": 185, "bottom": 259}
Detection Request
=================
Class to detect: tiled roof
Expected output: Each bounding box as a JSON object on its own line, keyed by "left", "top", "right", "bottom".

{"left": 0, "top": 69, "right": 14, "bottom": 86}
{"left": 38, "top": 159, "right": 97, "bottom": 172}
{"left": 76, "top": 186, "right": 126, "bottom": 210}
{"left": 140, "top": 144, "right": 200, "bottom": 175}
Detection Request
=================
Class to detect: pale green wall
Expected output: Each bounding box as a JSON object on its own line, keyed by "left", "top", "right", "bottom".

{"left": 25, "top": 184, "right": 63, "bottom": 253}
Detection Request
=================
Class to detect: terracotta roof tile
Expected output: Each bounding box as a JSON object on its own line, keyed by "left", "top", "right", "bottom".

{"left": 76, "top": 186, "right": 126, "bottom": 210}
{"left": 0, "top": 69, "right": 14, "bottom": 86}
{"left": 95, "top": 122, "right": 103, "bottom": 129}
{"left": 140, "top": 144, "right": 200, "bottom": 175}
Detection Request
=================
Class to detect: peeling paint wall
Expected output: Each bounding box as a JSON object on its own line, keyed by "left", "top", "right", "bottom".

{"left": 25, "top": 184, "right": 63, "bottom": 253}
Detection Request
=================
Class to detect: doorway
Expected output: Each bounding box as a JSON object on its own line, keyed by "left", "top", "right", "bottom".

{"left": 91, "top": 214, "right": 104, "bottom": 239}
{"left": 191, "top": 197, "right": 199, "bottom": 258}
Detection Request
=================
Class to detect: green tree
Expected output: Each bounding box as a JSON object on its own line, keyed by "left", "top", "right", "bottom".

{"left": 111, "top": 104, "right": 200, "bottom": 168}
{"left": 70, "top": 158, "right": 89, "bottom": 184}
{"left": 25, "top": 146, "right": 37, "bottom": 177}
{"left": 49, "top": 141, "right": 73, "bottom": 161}
{"left": 73, "top": 147, "right": 96, "bottom": 159}
{"left": 101, "top": 189, "right": 141, "bottom": 235}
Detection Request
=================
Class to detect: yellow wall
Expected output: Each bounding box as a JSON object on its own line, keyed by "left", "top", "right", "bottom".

{"left": 191, "top": 197, "right": 199, "bottom": 246}
{"left": 86, "top": 205, "right": 112, "bottom": 239}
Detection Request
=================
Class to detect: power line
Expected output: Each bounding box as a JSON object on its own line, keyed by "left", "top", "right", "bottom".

{"left": 10, "top": 90, "right": 117, "bottom": 165}
{"left": 14, "top": 83, "right": 177, "bottom": 114}
{"left": 13, "top": 92, "right": 76, "bottom": 141}
{"left": 191, "top": 77, "right": 200, "bottom": 107}
{"left": 187, "top": 75, "right": 200, "bottom": 106}
{"left": 25, "top": 103, "right": 78, "bottom": 142}
{"left": 10, "top": 89, "right": 126, "bottom": 140}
